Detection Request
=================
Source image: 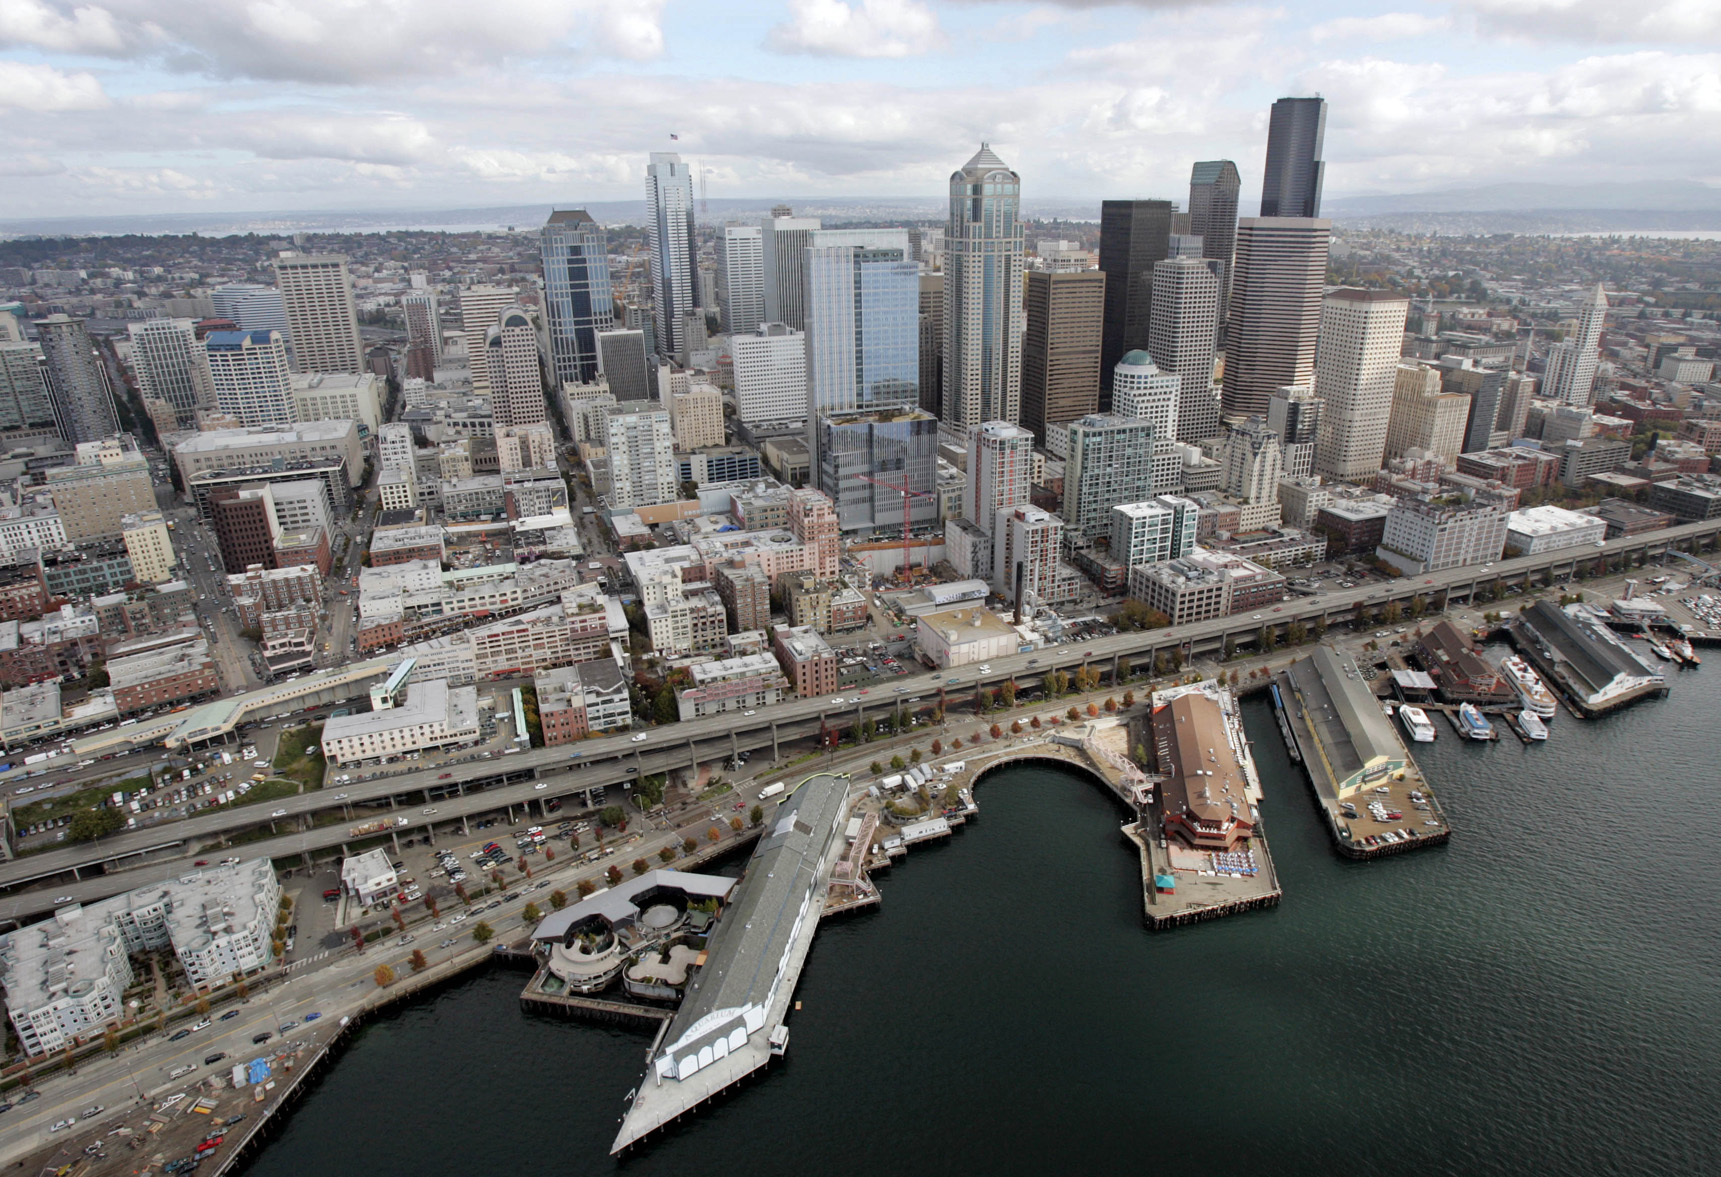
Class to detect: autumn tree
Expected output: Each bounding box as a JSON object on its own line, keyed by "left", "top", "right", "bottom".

{"left": 576, "top": 878, "right": 596, "bottom": 898}
{"left": 730, "top": 816, "right": 744, "bottom": 832}
{"left": 658, "top": 845, "right": 676, "bottom": 863}
{"left": 707, "top": 825, "right": 722, "bottom": 844}
{"left": 471, "top": 922, "right": 494, "bottom": 944}
{"left": 409, "top": 949, "right": 428, "bottom": 973}
{"left": 455, "top": 882, "right": 469, "bottom": 905}
{"left": 549, "top": 889, "right": 568, "bottom": 910}
{"left": 423, "top": 895, "right": 439, "bottom": 918}
{"left": 391, "top": 907, "right": 405, "bottom": 932}
{"left": 1029, "top": 715, "right": 1041, "bottom": 729}
{"left": 682, "top": 836, "right": 697, "bottom": 854}
{"left": 1086, "top": 703, "right": 1099, "bottom": 717}
{"left": 1067, "top": 706, "right": 1080, "bottom": 721}
{"left": 931, "top": 739, "right": 943, "bottom": 755}
{"left": 1122, "top": 690, "right": 1134, "bottom": 707}
{"left": 373, "top": 964, "right": 396, "bottom": 988}
{"left": 632, "top": 858, "right": 649, "bottom": 876}
{"left": 989, "top": 723, "right": 1003, "bottom": 739}
{"left": 606, "top": 864, "right": 624, "bottom": 886}
{"left": 909, "top": 747, "right": 922, "bottom": 763}
{"left": 1104, "top": 697, "right": 1117, "bottom": 713}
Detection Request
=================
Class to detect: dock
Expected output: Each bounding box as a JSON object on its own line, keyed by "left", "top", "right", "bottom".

{"left": 1509, "top": 601, "right": 1669, "bottom": 719}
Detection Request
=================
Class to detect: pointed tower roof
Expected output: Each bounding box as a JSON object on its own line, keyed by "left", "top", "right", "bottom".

{"left": 1587, "top": 282, "right": 1608, "bottom": 306}
{"left": 963, "top": 143, "right": 1010, "bottom": 172}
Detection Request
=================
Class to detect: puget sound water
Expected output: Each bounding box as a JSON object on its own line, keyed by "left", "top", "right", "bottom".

{"left": 239, "top": 656, "right": 1721, "bottom": 1177}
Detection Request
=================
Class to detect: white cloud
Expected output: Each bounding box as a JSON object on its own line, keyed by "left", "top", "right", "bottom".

{"left": 0, "top": 60, "right": 106, "bottom": 109}
{"left": 1309, "top": 13, "right": 1450, "bottom": 42}
{"left": 0, "top": 0, "right": 124, "bottom": 52}
{"left": 1455, "top": 0, "right": 1721, "bottom": 44}
{"left": 237, "top": 112, "right": 442, "bottom": 167}
{"left": 768, "top": 0, "right": 944, "bottom": 58}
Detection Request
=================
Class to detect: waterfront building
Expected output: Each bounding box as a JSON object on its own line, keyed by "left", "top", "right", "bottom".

{"left": 1022, "top": 268, "right": 1104, "bottom": 445}
{"left": 541, "top": 209, "right": 614, "bottom": 386}
{"left": 273, "top": 253, "right": 363, "bottom": 374}
{"left": 1098, "top": 199, "right": 1174, "bottom": 397}
{"left": 1154, "top": 687, "right": 1255, "bottom": 851}
{"left": 1260, "top": 96, "right": 1326, "bottom": 218}
{"left": 1222, "top": 219, "right": 1331, "bottom": 420}
{"left": 646, "top": 153, "right": 700, "bottom": 360}
{"left": 1510, "top": 600, "right": 1664, "bottom": 711}
{"left": 1148, "top": 255, "right": 1221, "bottom": 442}
{"left": 1313, "top": 289, "right": 1410, "bottom": 480}
{"left": 943, "top": 145, "right": 1024, "bottom": 431}
{"left": 1282, "top": 645, "right": 1408, "bottom": 797}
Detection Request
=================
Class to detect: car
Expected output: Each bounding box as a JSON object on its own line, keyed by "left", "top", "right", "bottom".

{"left": 193, "top": 859, "right": 209, "bottom": 866}
{"left": 50, "top": 1118, "right": 75, "bottom": 1132}
{"left": 742, "top": 709, "right": 757, "bottom": 716}
{"left": 82, "top": 1104, "right": 104, "bottom": 1117}
{"left": 422, "top": 807, "right": 438, "bottom": 815}
{"left": 534, "top": 783, "right": 547, "bottom": 790}
{"left": 279, "top": 1022, "right": 297, "bottom": 1033}
{"left": 170, "top": 1029, "right": 191, "bottom": 1041}
{"left": 438, "top": 772, "right": 452, "bottom": 780}
{"left": 53, "top": 894, "right": 73, "bottom": 903}
{"left": 252, "top": 1032, "right": 273, "bottom": 1044}
{"left": 220, "top": 1009, "right": 241, "bottom": 1021}
{"left": 254, "top": 761, "right": 269, "bottom": 769}
{"left": 204, "top": 1051, "right": 228, "bottom": 1065}
{"left": 624, "top": 766, "right": 638, "bottom": 774}
{"left": 191, "top": 1019, "right": 211, "bottom": 1031}
{"left": 629, "top": 733, "right": 649, "bottom": 743}
{"left": 451, "top": 912, "right": 468, "bottom": 923}
{"left": 270, "top": 808, "right": 288, "bottom": 818}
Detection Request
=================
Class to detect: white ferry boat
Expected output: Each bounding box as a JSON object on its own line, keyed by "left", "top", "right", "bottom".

{"left": 1515, "top": 711, "right": 1549, "bottom": 741}
{"left": 1499, "top": 655, "right": 1557, "bottom": 718}
{"left": 1458, "top": 702, "right": 1494, "bottom": 740}
{"left": 1398, "top": 705, "right": 1436, "bottom": 743}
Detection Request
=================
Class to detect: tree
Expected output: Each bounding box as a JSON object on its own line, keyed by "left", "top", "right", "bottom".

{"left": 517, "top": 855, "right": 528, "bottom": 875}
{"left": 543, "top": 847, "right": 555, "bottom": 862}
{"left": 1383, "top": 600, "right": 1403, "bottom": 624}
{"left": 522, "top": 902, "right": 542, "bottom": 923}
{"left": 682, "top": 836, "right": 697, "bottom": 854}
{"left": 1115, "top": 599, "right": 1172, "bottom": 631}
{"left": 491, "top": 870, "right": 505, "bottom": 887}
{"left": 606, "top": 864, "right": 624, "bottom": 886}
{"left": 1030, "top": 715, "right": 1041, "bottom": 729}
{"left": 576, "top": 879, "right": 596, "bottom": 898}
{"left": 549, "top": 889, "right": 568, "bottom": 910}
{"left": 890, "top": 754, "right": 906, "bottom": 771}
{"left": 567, "top": 831, "right": 580, "bottom": 851}
{"left": 989, "top": 723, "right": 1003, "bottom": 739}
{"left": 424, "top": 895, "right": 439, "bottom": 918}
{"left": 1286, "top": 619, "right": 1308, "bottom": 646}
{"left": 1134, "top": 742, "right": 1149, "bottom": 766}
{"left": 1122, "top": 690, "right": 1135, "bottom": 707}
{"left": 950, "top": 737, "right": 963, "bottom": 749}
{"left": 1258, "top": 624, "right": 1276, "bottom": 651}
{"left": 349, "top": 925, "right": 365, "bottom": 952}
{"left": 631, "top": 857, "right": 649, "bottom": 876}
{"left": 599, "top": 805, "right": 626, "bottom": 828}
{"left": 455, "top": 882, "right": 469, "bottom": 905}
{"left": 999, "top": 680, "right": 1017, "bottom": 708}
{"left": 1067, "top": 706, "right": 1080, "bottom": 721}
{"left": 930, "top": 739, "right": 942, "bottom": 755}
{"left": 1104, "top": 697, "right": 1117, "bottom": 713}
{"left": 750, "top": 803, "right": 764, "bottom": 826}
{"left": 637, "top": 773, "right": 667, "bottom": 808}
{"left": 1010, "top": 719, "right": 1023, "bottom": 734}
{"left": 658, "top": 845, "right": 676, "bottom": 863}
{"left": 409, "top": 949, "right": 428, "bottom": 972}
{"left": 374, "top": 964, "right": 396, "bottom": 987}
{"left": 391, "top": 907, "right": 406, "bottom": 932}
{"left": 870, "top": 760, "right": 884, "bottom": 775}
{"left": 1046, "top": 670, "right": 1069, "bottom": 697}
{"left": 909, "top": 747, "right": 922, "bottom": 763}
{"left": 104, "top": 1025, "right": 118, "bottom": 1054}
{"left": 196, "top": 996, "right": 210, "bottom": 1016}
{"left": 471, "top": 922, "right": 494, "bottom": 944}
{"left": 1086, "top": 703, "right": 1099, "bottom": 717}
{"left": 707, "top": 825, "right": 722, "bottom": 844}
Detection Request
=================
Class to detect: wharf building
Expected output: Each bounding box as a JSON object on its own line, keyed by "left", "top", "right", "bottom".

{"left": 1152, "top": 687, "right": 1255, "bottom": 852}
{"left": 1282, "top": 646, "right": 1408, "bottom": 798}
{"left": 0, "top": 860, "right": 279, "bottom": 1054}
{"left": 1510, "top": 600, "right": 1665, "bottom": 714}
{"left": 531, "top": 870, "right": 736, "bottom": 997}
{"left": 942, "top": 145, "right": 1024, "bottom": 432}
{"left": 540, "top": 209, "right": 614, "bottom": 386}
{"left": 1222, "top": 219, "right": 1331, "bottom": 420}
{"left": 1411, "top": 620, "right": 1515, "bottom": 706}
{"left": 273, "top": 253, "right": 363, "bottom": 375}
{"left": 1097, "top": 198, "right": 1173, "bottom": 396}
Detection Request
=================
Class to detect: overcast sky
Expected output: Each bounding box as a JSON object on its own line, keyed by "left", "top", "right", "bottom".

{"left": 1, "top": 0, "right": 1719, "bottom": 217}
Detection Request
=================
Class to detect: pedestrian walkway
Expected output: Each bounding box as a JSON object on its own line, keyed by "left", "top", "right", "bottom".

{"left": 283, "top": 950, "right": 330, "bottom": 972}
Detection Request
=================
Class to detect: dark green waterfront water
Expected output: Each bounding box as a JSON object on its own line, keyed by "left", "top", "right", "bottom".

{"left": 241, "top": 662, "right": 1721, "bottom": 1177}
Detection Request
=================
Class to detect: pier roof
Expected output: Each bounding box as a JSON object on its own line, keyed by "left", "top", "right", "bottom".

{"left": 529, "top": 870, "right": 735, "bottom": 940}
{"left": 1290, "top": 646, "right": 1405, "bottom": 791}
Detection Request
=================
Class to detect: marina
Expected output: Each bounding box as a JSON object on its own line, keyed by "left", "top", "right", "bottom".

{"left": 1509, "top": 601, "right": 1670, "bottom": 718}
{"left": 1397, "top": 704, "right": 1437, "bottom": 743}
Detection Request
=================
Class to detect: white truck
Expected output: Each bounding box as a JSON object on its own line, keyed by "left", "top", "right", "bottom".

{"left": 758, "top": 782, "right": 786, "bottom": 801}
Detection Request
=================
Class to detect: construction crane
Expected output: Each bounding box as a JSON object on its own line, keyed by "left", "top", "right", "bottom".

{"left": 853, "top": 473, "right": 934, "bottom": 583}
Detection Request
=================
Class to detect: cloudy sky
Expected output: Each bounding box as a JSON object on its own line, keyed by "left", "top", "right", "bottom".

{"left": 1, "top": 0, "right": 1719, "bottom": 217}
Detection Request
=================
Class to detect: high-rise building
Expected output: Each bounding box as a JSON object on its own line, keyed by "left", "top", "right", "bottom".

{"left": 128, "top": 318, "right": 214, "bottom": 428}
{"left": 205, "top": 330, "right": 295, "bottom": 429}
{"left": 1223, "top": 217, "right": 1331, "bottom": 419}
{"left": 458, "top": 285, "right": 516, "bottom": 394}
{"left": 645, "top": 153, "right": 699, "bottom": 361}
{"left": 670, "top": 383, "right": 725, "bottom": 451}
{"left": 401, "top": 289, "right": 441, "bottom": 382}
{"left": 1260, "top": 97, "right": 1327, "bottom": 218}
{"left": 1110, "top": 351, "right": 1180, "bottom": 442}
{"left": 597, "top": 329, "right": 652, "bottom": 402}
{"left": 273, "top": 254, "right": 363, "bottom": 374}
{"left": 804, "top": 229, "right": 919, "bottom": 424}
{"left": 731, "top": 323, "right": 807, "bottom": 425}
{"left": 210, "top": 284, "right": 290, "bottom": 356}
{"left": 0, "top": 342, "right": 55, "bottom": 431}
{"left": 1543, "top": 283, "right": 1608, "bottom": 406}
{"left": 540, "top": 209, "right": 614, "bottom": 387}
{"left": 1098, "top": 199, "right": 1174, "bottom": 397}
{"left": 1022, "top": 269, "right": 1104, "bottom": 445}
{"left": 1216, "top": 416, "right": 1284, "bottom": 505}
{"left": 943, "top": 144, "right": 1024, "bottom": 432}
{"left": 602, "top": 404, "right": 678, "bottom": 509}
{"left": 760, "top": 208, "right": 820, "bottom": 330}
{"left": 1187, "top": 161, "right": 1240, "bottom": 320}
{"left": 36, "top": 314, "right": 117, "bottom": 445}
{"left": 1266, "top": 384, "right": 1323, "bottom": 480}
{"left": 487, "top": 307, "right": 546, "bottom": 428}
{"left": 717, "top": 226, "right": 766, "bottom": 336}
{"left": 1111, "top": 495, "right": 1198, "bottom": 567}
{"left": 1385, "top": 362, "right": 1469, "bottom": 468}
{"left": 918, "top": 272, "right": 944, "bottom": 417}
{"left": 817, "top": 407, "right": 940, "bottom": 535}
{"left": 994, "top": 503, "right": 1064, "bottom": 605}
{"left": 1312, "top": 289, "right": 1410, "bottom": 481}
{"left": 1147, "top": 255, "right": 1221, "bottom": 442}
{"left": 966, "top": 420, "right": 1034, "bottom": 525}
{"left": 1063, "top": 414, "right": 1158, "bottom": 541}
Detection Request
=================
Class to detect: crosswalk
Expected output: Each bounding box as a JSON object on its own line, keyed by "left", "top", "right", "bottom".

{"left": 283, "top": 950, "right": 330, "bottom": 972}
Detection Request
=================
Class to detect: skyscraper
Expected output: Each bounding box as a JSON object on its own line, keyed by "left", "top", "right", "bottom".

{"left": 1223, "top": 217, "right": 1331, "bottom": 419}
{"left": 458, "top": 285, "right": 516, "bottom": 395}
{"left": 36, "top": 314, "right": 117, "bottom": 445}
{"left": 210, "top": 284, "right": 290, "bottom": 356}
{"left": 1022, "top": 268, "right": 1105, "bottom": 446}
{"left": 1110, "top": 351, "right": 1180, "bottom": 442}
{"left": 597, "top": 329, "right": 652, "bottom": 402}
{"left": 1266, "top": 384, "right": 1323, "bottom": 480}
{"left": 487, "top": 307, "right": 547, "bottom": 428}
{"left": 717, "top": 226, "right": 766, "bottom": 336}
{"left": 804, "top": 229, "right": 919, "bottom": 423}
{"left": 817, "top": 408, "right": 940, "bottom": 535}
{"left": 128, "top": 318, "right": 214, "bottom": 428}
{"left": 943, "top": 144, "right": 1024, "bottom": 433}
{"left": 1097, "top": 199, "right": 1174, "bottom": 399}
{"left": 966, "top": 420, "right": 1034, "bottom": 525}
{"left": 1187, "top": 160, "right": 1240, "bottom": 319}
{"left": 540, "top": 209, "right": 615, "bottom": 387}
{"left": 1260, "top": 97, "right": 1327, "bottom": 218}
{"left": 0, "top": 342, "right": 55, "bottom": 432}
{"left": 1063, "top": 414, "right": 1158, "bottom": 541}
{"left": 401, "top": 289, "right": 441, "bottom": 382}
{"left": 1384, "top": 362, "right": 1469, "bottom": 468}
{"left": 645, "top": 153, "right": 699, "bottom": 361}
{"left": 273, "top": 254, "right": 363, "bottom": 374}
{"left": 1147, "top": 255, "right": 1221, "bottom": 442}
{"left": 1543, "top": 284, "right": 1608, "bottom": 406}
{"left": 205, "top": 329, "right": 295, "bottom": 428}
{"left": 918, "top": 272, "right": 944, "bottom": 417}
{"left": 1216, "top": 416, "right": 1284, "bottom": 506}
{"left": 760, "top": 208, "right": 820, "bottom": 330}
{"left": 1312, "top": 288, "right": 1410, "bottom": 481}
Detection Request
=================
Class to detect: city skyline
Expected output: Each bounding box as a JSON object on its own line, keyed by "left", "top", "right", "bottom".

{"left": 1, "top": 1, "right": 1719, "bottom": 219}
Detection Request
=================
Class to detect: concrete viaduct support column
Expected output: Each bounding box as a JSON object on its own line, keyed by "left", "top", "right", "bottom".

{"left": 771, "top": 721, "right": 780, "bottom": 760}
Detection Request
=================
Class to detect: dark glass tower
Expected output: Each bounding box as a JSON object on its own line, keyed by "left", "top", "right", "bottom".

{"left": 1097, "top": 199, "right": 1173, "bottom": 408}
{"left": 1187, "top": 160, "right": 1240, "bottom": 321}
{"left": 541, "top": 209, "right": 614, "bottom": 386}
{"left": 1260, "top": 97, "right": 1327, "bottom": 218}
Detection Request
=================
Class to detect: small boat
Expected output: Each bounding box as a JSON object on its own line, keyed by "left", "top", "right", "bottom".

{"left": 1499, "top": 655, "right": 1557, "bottom": 718}
{"left": 1398, "top": 705, "right": 1436, "bottom": 743}
{"left": 1670, "top": 638, "right": 1701, "bottom": 667}
{"left": 1457, "top": 703, "right": 1493, "bottom": 740}
{"left": 1515, "top": 711, "right": 1549, "bottom": 741}
{"left": 1642, "top": 633, "right": 1675, "bottom": 661}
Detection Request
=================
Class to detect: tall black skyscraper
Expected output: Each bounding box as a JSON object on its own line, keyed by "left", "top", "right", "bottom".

{"left": 1097, "top": 199, "right": 1173, "bottom": 409}
{"left": 1260, "top": 97, "right": 1327, "bottom": 218}
{"left": 1188, "top": 160, "right": 1241, "bottom": 321}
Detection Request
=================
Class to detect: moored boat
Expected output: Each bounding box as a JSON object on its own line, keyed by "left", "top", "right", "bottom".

{"left": 1515, "top": 711, "right": 1548, "bottom": 741}
{"left": 1458, "top": 702, "right": 1493, "bottom": 740}
{"left": 1670, "top": 638, "right": 1701, "bottom": 667}
{"left": 1499, "top": 655, "right": 1557, "bottom": 718}
{"left": 1398, "top": 705, "right": 1436, "bottom": 743}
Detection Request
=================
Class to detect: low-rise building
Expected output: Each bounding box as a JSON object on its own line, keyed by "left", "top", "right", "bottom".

{"left": 772, "top": 624, "right": 838, "bottom": 696}
{"left": 320, "top": 678, "right": 480, "bottom": 765}
{"left": 1127, "top": 547, "right": 1285, "bottom": 625}
{"left": 1376, "top": 497, "right": 1509, "bottom": 575}
{"left": 676, "top": 652, "right": 790, "bottom": 720}
{"left": 120, "top": 510, "right": 176, "bottom": 585}
{"left": 1153, "top": 687, "right": 1256, "bottom": 852}
{"left": 1504, "top": 505, "right": 1608, "bottom": 556}
{"left": 534, "top": 658, "right": 633, "bottom": 744}
{"left": 1584, "top": 498, "right": 1674, "bottom": 539}
{"left": 339, "top": 848, "right": 397, "bottom": 907}
{"left": 369, "top": 525, "right": 445, "bottom": 567}
{"left": 914, "top": 606, "right": 1020, "bottom": 669}
{"left": 1647, "top": 476, "right": 1721, "bottom": 522}
{"left": 106, "top": 631, "right": 219, "bottom": 712}
{"left": 1413, "top": 619, "right": 1514, "bottom": 705}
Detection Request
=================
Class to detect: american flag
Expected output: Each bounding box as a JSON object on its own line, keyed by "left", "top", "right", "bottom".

{"left": 669, "top": 133, "right": 679, "bottom": 140}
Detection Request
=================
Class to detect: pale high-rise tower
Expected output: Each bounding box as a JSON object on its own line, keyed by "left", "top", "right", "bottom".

{"left": 128, "top": 318, "right": 214, "bottom": 428}
{"left": 1543, "top": 283, "right": 1608, "bottom": 406}
{"left": 645, "top": 153, "right": 699, "bottom": 361}
{"left": 273, "top": 254, "right": 363, "bottom": 374}
{"left": 943, "top": 144, "right": 1024, "bottom": 433}
{"left": 1312, "top": 288, "right": 1410, "bottom": 480}
{"left": 1148, "top": 255, "right": 1221, "bottom": 442}
{"left": 1223, "top": 217, "right": 1331, "bottom": 419}
{"left": 36, "top": 314, "right": 117, "bottom": 444}
{"left": 718, "top": 226, "right": 766, "bottom": 336}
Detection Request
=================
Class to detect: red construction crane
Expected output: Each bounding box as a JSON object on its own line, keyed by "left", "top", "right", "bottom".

{"left": 852, "top": 472, "right": 934, "bottom": 582}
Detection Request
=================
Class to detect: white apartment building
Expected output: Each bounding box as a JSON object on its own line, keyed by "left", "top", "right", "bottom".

{"left": 0, "top": 497, "right": 65, "bottom": 557}
{"left": 732, "top": 323, "right": 807, "bottom": 425}
{"left": 1111, "top": 495, "right": 1199, "bottom": 567}
{"left": 1313, "top": 288, "right": 1410, "bottom": 481}
{"left": 274, "top": 253, "right": 364, "bottom": 374}
{"left": 993, "top": 503, "right": 1063, "bottom": 605}
{"left": 291, "top": 371, "right": 382, "bottom": 434}
{"left": 496, "top": 422, "right": 557, "bottom": 473}
{"left": 1504, "top": 505, "right": 1607, "bottom": 555}
{"left": 672, "top": 383, "right": 725, "bottom": 452}
{"left": 206, "top": 328, "right": 296, "bottom": 428}
{"left": 603, "top": 404, "right": 678, "bottom": 509}
{"left": 676, "top": 652, "right": 790, "bottom": 720}
{"left": 121, "top": 509, "right": 175, "bottom": 583}
{"left": 1384, "top": 363, "right": 1469, "bottom": 468}
{"left": 128, "top": 317, "right": 214, "bottom": 428}
{"left": 1376, "top": 498, "right": 1509, "bottom": 575}
{"left": 320, "top": 678, "right": 480, "bottom": 765}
